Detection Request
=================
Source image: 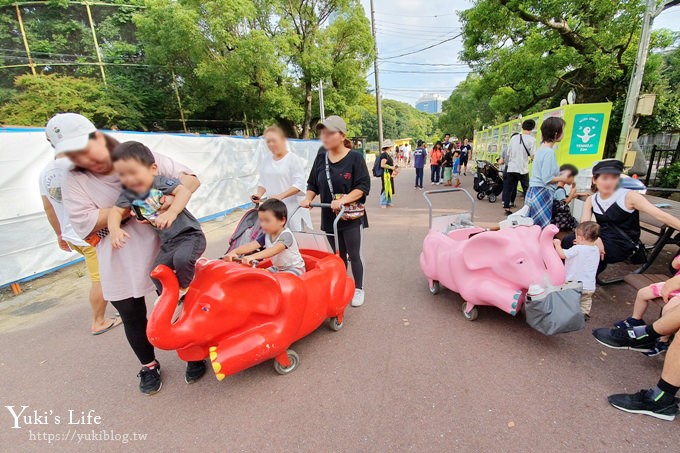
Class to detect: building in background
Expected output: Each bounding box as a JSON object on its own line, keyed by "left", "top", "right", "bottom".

{"left": 415, "top": 94, "right": 445, "bottom": 114}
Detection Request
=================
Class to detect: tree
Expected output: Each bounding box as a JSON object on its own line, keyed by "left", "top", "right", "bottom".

{"left": 0, "top": 74, "right": 145, "bottom": 129}
{"left": 271, "top": 0, "right": 373, "bottom": 137}
{"left": 438, "top": 74, "right": 497, "bottom": 139}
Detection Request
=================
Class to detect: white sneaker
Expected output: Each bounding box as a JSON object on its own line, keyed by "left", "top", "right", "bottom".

{"left": 351, "top": 288, "right": 365, "bottom": 307}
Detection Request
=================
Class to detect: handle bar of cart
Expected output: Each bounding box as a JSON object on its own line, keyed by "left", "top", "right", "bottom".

{"left": 422, "top": 188, "right": 476, "bottom": 230}
{"left": 308, "top": 203, "right": 345, "bottom": 252}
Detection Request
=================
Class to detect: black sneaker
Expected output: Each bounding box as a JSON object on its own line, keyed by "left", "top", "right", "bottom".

{"left": 592, "top": 327, "right": 656, "bottom": 352}
{"left": 138, "top": 362, "right": 162, "bottom": 395}
{"left": 643, "top": 340, "right": 669, "bottom": 357}
{"left": 608, "top": 389, "right": 679, "bottom": 421}
{"left": 185, "top": 360, "right": 207, "bottom": 384}
{"left": 613, "top": 316, "right": 645, "bottom": 329}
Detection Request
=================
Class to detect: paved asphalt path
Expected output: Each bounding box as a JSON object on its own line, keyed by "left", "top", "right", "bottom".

{"left": 1, "top": 167, "right": 679, "bottom": 452}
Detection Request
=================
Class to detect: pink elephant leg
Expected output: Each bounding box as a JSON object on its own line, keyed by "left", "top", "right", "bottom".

{"left": 471, "top": 280, "right": 524, "bottom": 316}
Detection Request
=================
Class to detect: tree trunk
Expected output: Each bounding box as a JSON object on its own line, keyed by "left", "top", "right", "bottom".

{"left": 302, "top": 80, "right": 313, "bottom": 139}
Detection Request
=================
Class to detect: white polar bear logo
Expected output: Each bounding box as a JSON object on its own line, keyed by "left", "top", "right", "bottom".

{"left": 577, "top": 126, "right": 595, "bottom": 143}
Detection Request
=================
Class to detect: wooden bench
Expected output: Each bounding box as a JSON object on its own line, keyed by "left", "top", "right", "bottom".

{"left": 623, "top": 274, "right": 668, "bottom": 309}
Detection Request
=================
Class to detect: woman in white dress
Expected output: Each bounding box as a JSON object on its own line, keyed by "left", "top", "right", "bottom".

{"left": 253, "top": 126, "right": 313, "bottom": 230}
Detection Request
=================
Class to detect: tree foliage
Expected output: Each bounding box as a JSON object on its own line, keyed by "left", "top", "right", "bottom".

{"left": 0, "top": 0, "right": 373, "bottom": 135}
{"left": 0, "top": 74, "right": 145, "bottom": 129}
{"left": 440, "top": 0, "right": 680, "bottom": 152}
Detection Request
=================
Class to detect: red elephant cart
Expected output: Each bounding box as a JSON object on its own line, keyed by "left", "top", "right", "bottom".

{"left": 147, "top": 204, "right": 355, "bottom": 380}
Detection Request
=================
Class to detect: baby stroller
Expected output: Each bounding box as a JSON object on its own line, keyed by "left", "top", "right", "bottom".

{"left": 473, "top": 160, "right": 503, "bottom": 203}
{"left": 225, "top": 207, "right": 263, "bottom": 254}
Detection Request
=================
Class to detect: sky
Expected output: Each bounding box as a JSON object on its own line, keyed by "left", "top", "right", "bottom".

{"left": 359, "top": 0, "right": 680, "bottom": 106}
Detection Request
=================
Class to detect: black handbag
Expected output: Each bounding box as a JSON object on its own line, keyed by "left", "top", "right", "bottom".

{"left": 551, "top": 188, "right": 577, "bottom": 232}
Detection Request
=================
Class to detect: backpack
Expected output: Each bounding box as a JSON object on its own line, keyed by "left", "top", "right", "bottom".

{"left": 372, "top": 154, "right": 384, "bottom": 178}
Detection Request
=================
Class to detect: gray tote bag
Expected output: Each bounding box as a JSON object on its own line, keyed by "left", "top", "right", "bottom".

{"left": 525, "top": 282, "right": 586, "bottom": 335}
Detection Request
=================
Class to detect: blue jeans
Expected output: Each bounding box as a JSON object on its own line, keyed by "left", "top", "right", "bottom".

{"left": 415, "top": 168, "right": 424, "bottom": 187}
{"left": 430, "top": 165, "right": 440, "bottom": 183}
{"left": 380, "top": 191, "right": 392, "bottom": 206}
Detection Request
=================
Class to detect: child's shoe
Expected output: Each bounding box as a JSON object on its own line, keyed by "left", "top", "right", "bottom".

{"left": 185, "top": 360, "right": 207, "bottom": 384}
{"left": 613, "top": 316, "right": 645, "bottom": 329}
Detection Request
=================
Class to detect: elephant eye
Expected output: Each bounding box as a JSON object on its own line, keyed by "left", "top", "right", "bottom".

{"left": 200, "top": 303, "right": 210, "bottom": 312}
{"left": 516, "top": 259, "right": 525, "bottom": 265}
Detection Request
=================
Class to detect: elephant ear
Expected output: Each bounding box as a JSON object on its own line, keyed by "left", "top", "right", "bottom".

{"left": 462, "top": 232, "right": 511, "bottom": 270}
{"left": 223, "top": 269, "right": 283, "bottom": 316}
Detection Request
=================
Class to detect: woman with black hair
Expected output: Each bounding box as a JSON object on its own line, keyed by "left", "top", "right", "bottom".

{"left": 525, "top": 117, "right": 571, "bottom": 228}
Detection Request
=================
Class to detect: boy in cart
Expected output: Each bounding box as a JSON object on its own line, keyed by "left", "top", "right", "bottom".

{"left": 223, "top": 199, "right": 306, "bottom": 276}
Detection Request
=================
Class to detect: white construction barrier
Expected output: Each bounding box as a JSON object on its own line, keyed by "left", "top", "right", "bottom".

{"left": 0, "top": 128, "right": 322, "bottom": 287}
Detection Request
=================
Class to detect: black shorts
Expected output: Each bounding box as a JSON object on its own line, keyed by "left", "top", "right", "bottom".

{"left": 460, "top": 155, "right": 469, "bottom": 166}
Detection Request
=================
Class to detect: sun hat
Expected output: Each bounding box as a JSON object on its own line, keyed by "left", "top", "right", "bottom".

{"left": 45, "top": 113, "right": 97, "bottom": 155}
{"left": 382, "top": 139, "right": 394, "bottom": 149}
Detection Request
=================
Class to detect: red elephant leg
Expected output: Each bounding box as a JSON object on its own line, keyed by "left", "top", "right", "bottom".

{"left": 208, "top": 326, "right": 281, "bottom": 381}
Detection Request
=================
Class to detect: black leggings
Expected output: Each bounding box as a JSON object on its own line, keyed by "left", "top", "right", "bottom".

{"left": 331, "top": 225, "right": 365, "bottom": 289}
{"left": 110, "top": 297, "right": 156, "bottom": 365}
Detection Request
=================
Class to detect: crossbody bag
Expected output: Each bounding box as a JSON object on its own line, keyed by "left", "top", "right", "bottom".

{"left": 325, "top": 152, "right": 365, "bottom": 221}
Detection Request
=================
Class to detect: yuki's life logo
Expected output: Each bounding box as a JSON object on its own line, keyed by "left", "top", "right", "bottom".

{"left": 569, "top": 113, "right": 604, "bottom": 155}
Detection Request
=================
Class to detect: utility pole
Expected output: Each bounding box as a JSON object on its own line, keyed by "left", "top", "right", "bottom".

{"left": 318, "top": 80, "right": 326, "bottom": 122}
{"left": 370, "top": 0, "right": 384, "bottom": 150}
{"left": 616, "top": 0, "right": 680, "bottom": 160}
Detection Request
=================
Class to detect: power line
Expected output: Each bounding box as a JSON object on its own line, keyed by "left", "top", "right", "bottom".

{"left": 376, "top": 12, "right": 457, "bottom": 19}
{"left": 381, "top": 33, "right": 463, "bottom": 60}
{"left": 379, "top": 60, "right": 468, "bottom": 67}
{"left": 381, "top": 68, "right": 470, "bottom": 74}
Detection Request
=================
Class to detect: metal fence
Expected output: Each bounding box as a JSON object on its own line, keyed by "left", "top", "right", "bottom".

{"left": 644, "top": 145, "right": 680, "bottom": 187}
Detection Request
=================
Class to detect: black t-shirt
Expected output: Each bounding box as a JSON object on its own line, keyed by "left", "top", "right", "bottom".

{"left": 441, "top": 151, "right": 454, "bottom": 168}
{"left": 379, "top": 152, "right": 394, "bottom": 176}
{"left": 307, "top": 148, "right": 371, "bottom": 232}
{"left": 460, "top": 144, "right": 472, "bottom": 159}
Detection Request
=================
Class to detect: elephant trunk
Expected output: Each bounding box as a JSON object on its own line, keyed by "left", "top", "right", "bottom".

{"left": 147, "top": 264, "right": 189, "bottom": 350}
{"left": 540, "top": 224, "right": 566, "bottom": 286}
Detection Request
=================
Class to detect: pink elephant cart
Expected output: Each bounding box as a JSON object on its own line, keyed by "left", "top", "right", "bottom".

{"left": 420, "top": 188, "right": 565, "bottom": 321}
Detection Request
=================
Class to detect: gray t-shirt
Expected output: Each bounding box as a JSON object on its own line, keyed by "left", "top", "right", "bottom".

{"left": 256, "top": 227, "right": 305, "bottom": 271}
{"left": 115, "top": 175, "right": 201, "bottom": 243}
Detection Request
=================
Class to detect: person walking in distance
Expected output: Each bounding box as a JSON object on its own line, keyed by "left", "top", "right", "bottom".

{"left": 430, "top": 142, "right": 443, "bottom": 185}
{"left": 413, "top": 140, "right": 427, "bottom": 189}
{"left": 459, "top": 138, "right": 472, "bottom": 176}
{"left": 502, "top": 119, "right": 537, "bottom": 215}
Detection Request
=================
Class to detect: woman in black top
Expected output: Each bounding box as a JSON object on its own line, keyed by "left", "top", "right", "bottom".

{"left": 566, "top": 159, "right": 680, "bottom": 274}
{"left": 302, "top": 116, "right": 371, "bottom": 307}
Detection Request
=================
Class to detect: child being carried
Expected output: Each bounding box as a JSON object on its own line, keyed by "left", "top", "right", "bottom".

{"left": 108, "top": 141, "right": 206, "bottom": 300}
{"left": 223, "top": 199, "right": 306, "bottom": 276}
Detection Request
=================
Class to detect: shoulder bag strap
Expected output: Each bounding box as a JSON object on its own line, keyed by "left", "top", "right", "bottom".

{"left": 520, "top": 135, "right": 530, "bottom": 157}
{"left": 593, "top": 195, "right": 639, "bottom": 248}
{"left": 324, "top": 151, "right": 335, "bottom": 198}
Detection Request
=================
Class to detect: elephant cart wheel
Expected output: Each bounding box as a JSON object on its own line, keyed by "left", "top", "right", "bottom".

{"left": 329, "top": 317, "right": 344, "bottom": 331}
{"left": 488, "top": 193, "right": 497, "bottom": 203}
{"left": 429, "top": 280, "right": 441, "bottom": 295}
{"left": 274, "top": 350, "right": 299, "bottom": 375}
{"left": 461, "top": 302, "right": 479, "bottom": 321}
{"left": 476, "top": 192, "right": 485, "bottom": 200}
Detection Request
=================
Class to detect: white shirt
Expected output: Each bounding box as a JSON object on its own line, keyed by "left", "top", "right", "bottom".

{"left": 564, "top": 244, "right": 600, "bottom": 291}
{"left": 403, "top": 145, "right": 411, "bottom": 158}
{"left": 39, "top": 159, "right": 88, "bottom": 246}
{"left": 506, "top": 133, "right": 536, "bottom": 174}
{"left": 257, "top": 151, "right": 312, "bottom": 231}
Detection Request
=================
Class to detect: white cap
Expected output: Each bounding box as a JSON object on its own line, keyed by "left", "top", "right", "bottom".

{"left": 45, "top": 113, "right": 97, "bottom": 155}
